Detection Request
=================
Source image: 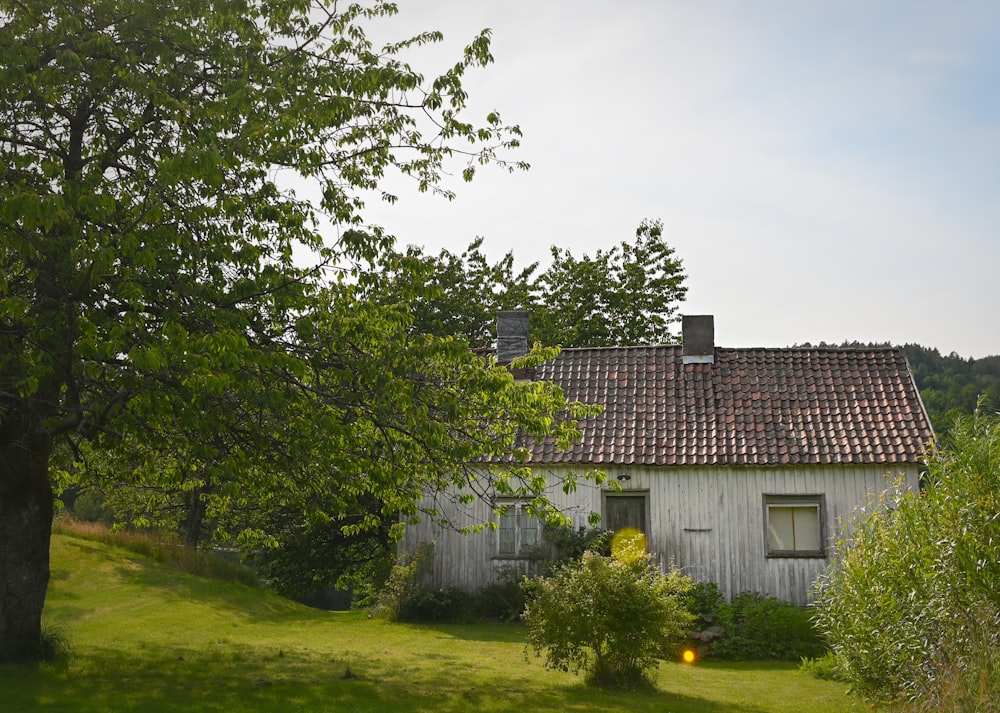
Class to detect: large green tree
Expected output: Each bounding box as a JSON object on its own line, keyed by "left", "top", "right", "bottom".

{"left": 0, "top": 0, "right": 579, "bottom": 661}
{"left": 534, "top": 219, "right": 687, "bottom": 347}
{"left": 364, "top": 218, "right": 688, "bottom": 348}
{"left": 360, "top": 236, "right": 537, "bottom": 348}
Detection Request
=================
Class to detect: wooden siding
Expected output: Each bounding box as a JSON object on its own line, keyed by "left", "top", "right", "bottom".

{"left": 402, "top": 464, "right": 920, "bottom": 605}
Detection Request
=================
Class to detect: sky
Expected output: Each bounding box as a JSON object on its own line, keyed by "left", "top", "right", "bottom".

{"left": 348, "top": 1, "right": 1000, "bottom": 358}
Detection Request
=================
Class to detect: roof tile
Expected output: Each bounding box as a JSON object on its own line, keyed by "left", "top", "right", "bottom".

{"left": 525, "top": 346, "right": 934, "bottom": 466}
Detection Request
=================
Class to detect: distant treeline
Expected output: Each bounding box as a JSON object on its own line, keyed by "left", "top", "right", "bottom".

{"left": 902, "top": 345, "right": 1000, "bottom": 434}
{"left": 798, "top": 342, "right": 1000, "bottom": 435}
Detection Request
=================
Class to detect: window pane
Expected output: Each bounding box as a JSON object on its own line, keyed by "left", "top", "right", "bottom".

{"left": 768, "top": 506, "right": 795, "bottom": 551}
{"left": 792, "top": 506, "right": 821, "bottom": 551}
{"left": 768, "top": 505, "right": 821, "bottom": 552}
{"left": 519, "top": 508, "right": 538, "bottom": 552}
{"left": 498, "top": 509, "right": 516, "bottom": 555}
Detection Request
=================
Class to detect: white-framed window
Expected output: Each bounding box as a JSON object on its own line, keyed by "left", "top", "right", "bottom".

{"left": 763, "top": 494, "right": 825, "bottom": 557}
{"left": 497, "top": 501, "right": 539, "bottom": 557}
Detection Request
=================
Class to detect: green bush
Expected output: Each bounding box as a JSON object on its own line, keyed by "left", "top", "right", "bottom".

{"left": 813, "top": 410, "right": 1000, "bottom": 709}
{"left": 373, "top": 542, "right": 433, "bottom": 621}
{"left": 387, "top": 581, "right": 525, "bottom": 624}
{"left": 536, "top": 523, "right": 612, "bottom": 568}
{"left": 798, "top": 651, "right": 843, "bottom": 681}
{"left": 376, "top": 548, "right": 528, "bottom": 623}
{"left": 709, "top": 593, "right": 825, "bottom": 661}
{"left": 397, "top": 587, "right": 473, "bottom": 622}
{"left": 470, "top": 579, "right": 526, "bottom": 622}
{"left": 683, "top": 580, "right": 728, "bottom": 631}
{"left": 680, "top": 582, "right": 824, "bottom": 661}
{"left": 523, "top": 540, "right": 694, "bottom": 689}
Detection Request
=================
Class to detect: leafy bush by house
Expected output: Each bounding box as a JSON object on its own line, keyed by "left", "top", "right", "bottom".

{"left": 683, "top": 580, "right": 730, "bottom": 631}
{"left": 397, "top": 587, "right": 474, "bottom": 622}
{"left": 708, "top": 592, "right": 825, "bottom": 661}
{"left": 798, "top": 651, "right": 844, "bottom": 682}
{"left": 380, "top": 526, "right": 611, "bottom": 625}
{"left": 813, "top": 410, "right": 1000, "bottom": 710}
{"left": 523, "top": 537, "right": 694, "bottom": 689}
{"left": 373, "top": 542, "right": 434, "bottom": 622}
{"left": 535, "top": 523, "right": 612, "bottom": 568}
{"left": 469, "top": 579, "right": 527, "bottom": 622}
{"left": 681, "top": 581, "right": 825, "bottom": 661}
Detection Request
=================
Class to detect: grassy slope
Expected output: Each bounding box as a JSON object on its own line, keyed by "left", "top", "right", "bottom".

{"left": 0, "top": 534, "right": 866, "bottom": 713}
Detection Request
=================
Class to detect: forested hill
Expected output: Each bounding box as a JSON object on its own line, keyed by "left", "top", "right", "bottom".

{"left": 796, "top": 342, "right": 1000, "bottom": 435}
{"left": 900, "top": 345, "right": 1000, "bottom": 434}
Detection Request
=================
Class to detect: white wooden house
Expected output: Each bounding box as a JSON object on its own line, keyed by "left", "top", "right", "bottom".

{"left": 402, "top": 314, "right": 935, "bottom": 605}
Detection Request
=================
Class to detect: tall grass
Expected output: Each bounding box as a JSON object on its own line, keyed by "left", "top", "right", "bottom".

{"left": 0, "top": 623, "right": 70, "bottom": 665}
{"left": 52, "top": 515, "right": 258, "bottom": 587}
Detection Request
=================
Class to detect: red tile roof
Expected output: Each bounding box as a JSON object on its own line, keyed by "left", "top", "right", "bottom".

{"left": 528, "top": 346, "right": 934, "bottom": 466}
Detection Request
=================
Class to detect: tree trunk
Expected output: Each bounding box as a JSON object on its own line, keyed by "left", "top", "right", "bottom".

{"left": 183, "top": 485, "right": 209, "bottom": 548}
{"left": 0, "top": 408, "right": 55, "bottom": 662}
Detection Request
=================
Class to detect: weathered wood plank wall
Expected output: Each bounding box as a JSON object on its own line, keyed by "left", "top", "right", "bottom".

{"left": 402, "top": 464, "right": 920, "bottom": 605}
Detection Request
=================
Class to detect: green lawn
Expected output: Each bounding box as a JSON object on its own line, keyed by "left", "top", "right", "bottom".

{"left": 0, "top": 534, "right": 866, "bottom": 712}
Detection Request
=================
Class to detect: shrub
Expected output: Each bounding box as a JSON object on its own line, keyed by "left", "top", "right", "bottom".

{"left": 470, "top": 579, "right": 526, "bottom": 622}
{"left": 397, "top": 587, "right": 473, "bottom": 623}
{"left": 372, "top": 542, "right": 433, "bottom": 621}
{"left": 799, "top": 651, "right": 843, "bottom": 681}
{"left": 523, "top": 539, "right": 694, "bottom": 689}
{"left": 683, "top": 580, "right": 728, "bottom": 631}
{"left": 680, "top": 583, "right": 824, "bottom": 661}
{"left": 535, "top": 523, "right": 612, "bottom": 569}
{"left": 375, "top": 548, "right": 530, "bottom": 623}
{"left": 709, "top": 592, "right": 825, "bottom": 661}
{"left": 813, "top": 410, "right": 1000, "bottom": 709}
{"left": 384, "top": 581, "right": 524, "bottom": 624}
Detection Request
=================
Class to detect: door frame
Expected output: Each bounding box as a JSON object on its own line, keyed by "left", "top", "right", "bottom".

{"left": 601, "top": 489, "right": 651, "bottom": 536}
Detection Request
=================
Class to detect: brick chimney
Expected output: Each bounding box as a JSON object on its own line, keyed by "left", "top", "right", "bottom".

{"left": 682, "top": 315, "right": 715, "bottom": 364}
{"left": 496, "top": 310, "right": 530, "bottom": 364}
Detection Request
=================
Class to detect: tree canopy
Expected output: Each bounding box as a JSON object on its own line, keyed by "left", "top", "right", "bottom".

{"left": 0, "top": 0, "right": 583, "bottom": 661}
{"left": 362, "top": 218, "right": 688, "bottom": 348}
{"left": 899, "top": 345, "right": 1000, "bottom": 435}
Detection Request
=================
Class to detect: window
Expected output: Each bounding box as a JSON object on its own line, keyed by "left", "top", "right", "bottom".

{"left": 763, "top": 494, "right": 825, "bottom": 557}
{"left": 497, "top": 501, "right": 538, "bottom": 557}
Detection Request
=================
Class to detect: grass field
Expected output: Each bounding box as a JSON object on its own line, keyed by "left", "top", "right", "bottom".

{"left": 0, "top": 534, "right": 868, "bottom": 712}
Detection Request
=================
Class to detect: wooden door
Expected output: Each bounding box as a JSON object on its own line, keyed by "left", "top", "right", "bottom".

{"left": 605, "top": 495, "right": 647, "bottom": 534}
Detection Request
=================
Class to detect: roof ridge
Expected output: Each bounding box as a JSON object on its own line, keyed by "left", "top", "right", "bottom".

{"left": 556, "top": 344, "right": 680, "bottom": 352}
{"left": 554, "top": 345, "right": 904, "bottom": 354}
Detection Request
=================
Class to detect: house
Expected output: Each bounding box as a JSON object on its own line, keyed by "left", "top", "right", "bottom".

{"left": 403, "top": 313, "right": 935, "bottom": 605}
